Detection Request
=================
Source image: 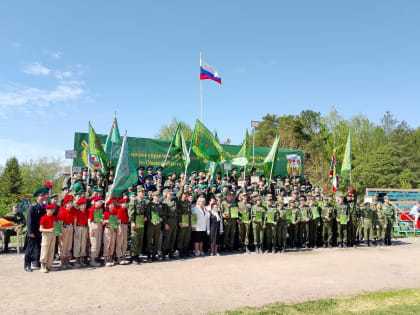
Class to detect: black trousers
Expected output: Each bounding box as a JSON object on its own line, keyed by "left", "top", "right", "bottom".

{"left": 24, "top": 237, "right": 41, "bottom": 268}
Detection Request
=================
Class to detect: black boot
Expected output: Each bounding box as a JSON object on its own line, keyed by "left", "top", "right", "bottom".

{"left": 388, "top": 239, "right": 392, "bottom": 246}
{"left": 367, "top": 240, "right": 370, "bottom": 247}
{"left": 147, "top": 254, "right": 152, "bottom": 263}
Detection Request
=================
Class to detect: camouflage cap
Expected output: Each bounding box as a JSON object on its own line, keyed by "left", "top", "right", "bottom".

{"left": 266, "top": 194, "right": 273, "bottom": 200}
{"left": 336, "top": 192, "right": 344, "bottom": 197}
{"left": 276, "top": 197, "right": 284, "bottom": 203}
{"left": 152, "top": 191, "right": 160, "bottom": 196}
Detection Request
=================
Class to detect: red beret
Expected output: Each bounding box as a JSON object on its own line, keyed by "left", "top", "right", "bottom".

{"left": 77, "top": 198, "right": 88, "bottom": 205}
{"left": 106, "top": 198, "right": 116, "bottom": 207}
{"left": 92, "top": 196, "right": 104, "bottom": 202}
{"left": 63, "top": 195, "right": 74, "bottom": 205}
{"left": 43, "top": 181, "right": 52, "bottom": 190}
{"left": 118, "top": 198, "right": 128, "bottom": 204}
{"left": 45, "top": 204, "right": 57, "bottom": 210}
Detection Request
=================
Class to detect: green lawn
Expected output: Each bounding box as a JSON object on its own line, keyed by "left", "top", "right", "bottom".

{"left": 216, "top": 288, "right": 420, "bottom": 314}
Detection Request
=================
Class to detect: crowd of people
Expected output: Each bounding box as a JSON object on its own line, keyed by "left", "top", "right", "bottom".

{"left": 20, "top": 165, "right": 398, "bottom": 273}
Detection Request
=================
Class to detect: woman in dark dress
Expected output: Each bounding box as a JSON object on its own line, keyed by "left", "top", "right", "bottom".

{"left": 206, "top": 203, "right": 224, "bottom": 256}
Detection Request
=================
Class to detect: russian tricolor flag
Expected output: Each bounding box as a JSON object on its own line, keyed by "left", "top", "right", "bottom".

{"left": 200, "top": 59, "right": 222, "bottom": 84}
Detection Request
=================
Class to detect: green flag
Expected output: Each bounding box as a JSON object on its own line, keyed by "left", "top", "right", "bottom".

{"left": 88, "top": 122, "right": 109, "bottom": 173}
{"left": 171, "top": 123, "right": 182, "bottom": 149}
{"left": 104, "top": 114, "right": 122, "bottom": 167}
{"left": 231, "top": 129, "right": 251, "bottom": 166}
{"left": 191, "top": 120, "right": 227, "bottom": 162}
{"left": 107, "top": 133, "right": 137, "bottom": 198}
{"left": 341, "top": 129, "right": 352, "bottom": 183}
{"left": 263, "top": 135, "right": 280, "bottom": 180}
{"left": 169, "top": 123, "right": 190, "bottom": 168}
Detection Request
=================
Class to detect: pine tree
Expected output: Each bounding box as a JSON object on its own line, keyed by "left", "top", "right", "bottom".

{"left": 0, "top": 157, "right": 23, "bottom": 196}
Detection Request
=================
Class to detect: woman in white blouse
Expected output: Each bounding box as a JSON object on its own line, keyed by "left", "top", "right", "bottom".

{"left": 191, "top": 197, "right": 207, "bottom": 256}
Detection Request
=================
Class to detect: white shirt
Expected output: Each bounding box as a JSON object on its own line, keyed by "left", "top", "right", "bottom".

{"left": 410, "top": 204, "right": 420, "bottom": 216}
{"left": 192, "top": 205, "right": 207, "bottom": 231}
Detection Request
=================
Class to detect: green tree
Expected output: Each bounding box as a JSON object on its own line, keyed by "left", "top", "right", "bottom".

{"left": 20, "top": 158, "right": 67, "bottom": 194}
{"left": 0, "top": 157, "right": 23, "bottom": 196}
{"left": 155, "top": 117, "right": 193, "bottom": 141}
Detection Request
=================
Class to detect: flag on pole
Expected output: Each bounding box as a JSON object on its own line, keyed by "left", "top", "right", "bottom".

{"left": 330, "top": 154, "right": 339, "bottom": 192}
{"left": 171, "top": 124, "right": 190, "bottom": 168}
{"left": 341, "top": 129, "right": 352, "bottom": 183}
{"left": 231, "top": 129, "right": 252, "bottom": 166}
{"left": 107, "top": 133, "right": 137, "bottom": 199}
{"left": 88, "top": 122, "right": 109, "bottom": 173}
{"left": 104, "top": 114, "right": 122, "bottom": 167}
{"left": 263, "top": 135, "right": 280, "bottom": 179}
{"left": 200, "top": 59, "right": 222, "bottom": 84}
{"left": 191, "top": 120, "right": 227, "bottom": 162}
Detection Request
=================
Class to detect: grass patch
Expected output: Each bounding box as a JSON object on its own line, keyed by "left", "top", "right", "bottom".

{"left": 215, "top": 288, "right": 420, "bottom": 314}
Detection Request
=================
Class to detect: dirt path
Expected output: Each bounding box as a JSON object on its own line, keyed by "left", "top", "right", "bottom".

{"left": 1, "top": 238, "right": 420, "bottom": 314}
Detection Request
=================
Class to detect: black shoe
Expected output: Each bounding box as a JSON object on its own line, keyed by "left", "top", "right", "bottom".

{"left": 367, "top": 241, "right": 370, "bottom": 247}
{"left": 323, "top": 244, "right": 327, "bottom": 248}
{"left": 147, "top": 256, "right": 152, "bottom": 263}
{"left": 328, "top": 244, "right": 333, "bottom": 248}
{"left": 24, "top": 266, "right": 32, "bottom": 272}
{"left": 338, "top": 243, "right": 343, "bottom": 248}
{"left": 132, "top": 257, "right": 140, "bottom": 265}
{"left": 388, "top": 239, "right": 392, "bottom": 246}
{"left": 169, "top": 252, "right": 175, "bottom": 259}
{"left": 314, "top": 245, "right": 318, "bottom": 249}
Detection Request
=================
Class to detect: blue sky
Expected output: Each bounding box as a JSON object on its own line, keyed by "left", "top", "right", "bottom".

{"left": 0, "top": 1, "right": 419, "bottom": 164}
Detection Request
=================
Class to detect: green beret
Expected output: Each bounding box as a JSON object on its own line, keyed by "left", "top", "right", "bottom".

{"left": 384, "top": 195, "right": 390, "bottom": 200}
{"left": 128, "top": 192, "right": 137, "bottom": 197}
{"left": 62, "top": 186, "right": 69, "bottom": 191}
{"left": 220, "top": 184, "right": 227, "bottom": 189}
{"left": 184, "top": 182, "right": 190, "bottom": 186}
{"left": 190, "top": 171, "right": 197, "bottom": 175}
{"left": 75, "top": 190, "right": 85, "bottom": 195}
{"left": 201, "top": 185, "right": 208, "bottom": 189}
{"left": 88, "top": 184, "right": 94, "bottom": 187}
{"left": 73, "top": 182, "right": 82, "bottom": 192}
{"left": 33, "top": 186, "right": 49, "bottom": 197}
{"left": 364, "top": 202, "right": 371, "bottom": 206}
{"left": 50, "top": 194, "right": 58, "bottom": 199}
{"left": 210, "top": 184, "right": 216, "bottom": 188}
{"left": 192, "top": 185, "right": 198, "bottom": 190}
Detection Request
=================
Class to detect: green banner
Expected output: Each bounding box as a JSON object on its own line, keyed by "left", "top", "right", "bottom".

{"left": 73, "top": 132, "right": 304, "bottom": 178}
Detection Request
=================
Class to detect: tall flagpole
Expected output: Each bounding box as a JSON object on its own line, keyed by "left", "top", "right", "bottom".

{"left": 200, "top": 51, "right": 203, "bottom": 122}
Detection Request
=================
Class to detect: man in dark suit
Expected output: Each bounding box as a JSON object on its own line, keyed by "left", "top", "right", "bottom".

{"left": 24, "top": 187, "right": 49, "bottom": 272}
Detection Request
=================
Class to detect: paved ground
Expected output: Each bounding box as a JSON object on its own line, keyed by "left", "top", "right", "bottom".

{"left": 1, "top": 237, "right": 420, "bottom": 314}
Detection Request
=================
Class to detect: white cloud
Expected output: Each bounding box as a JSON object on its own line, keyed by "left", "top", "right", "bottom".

{"left": 0, "top": 139, "right": 70, "bottom": 165}
{"left": 10, "top": 41, "right": 21, "bottom": 49}
{"left": 0, "top": 81, "right": 84, "bottom": 116}
{"left": 21, "top": 62, "right": 50, "bottom": 76}
{"left": 44, "top": 50, "right": 62, "bottom": 59}
{"left": 55, "top": 71, "right": 72, "bottom": 80}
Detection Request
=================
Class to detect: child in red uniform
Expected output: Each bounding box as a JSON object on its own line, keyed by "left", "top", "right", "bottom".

{"left": 39, "top": 204, "right": 58, "bottom": 273}
{"left": 57, "top": 195, "right": 75, "bottom": 269}
{"left": 116, "top": 198, "right": 130, "bottom": 265}
{"left": 103, "top": 197, "right": 118, "bottom": 267}
{"left": 73, "top": 198, "right": 89, "bottom": 267}
{"left": 88, "top": 197, "right": 104, "bottom": 267}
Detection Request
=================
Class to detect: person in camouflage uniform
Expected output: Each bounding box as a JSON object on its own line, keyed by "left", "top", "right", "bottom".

{"left": 308, "top": 196, "right": 321, "bottom": 248}
{"left": 375, "top": 202, "right": 386, "bottom": 246}
{"left": 251, "top": 196, "right": 266, "bottom": 254}
{"left": 128, "top": 189, "right": 148, "bottom": 264}
{"left": 276, "top": 197, "right": 288, "bottom": 252}
{"left": 320, "top": 196, "right": 334, "bottom": 248}
{"left": 347, "top": 193, "right": 358, "bottom": 247}
{"left": 221, "top": 192, "right": 238, "bottom": 251}
{"left": 176, "top": 185, "right": 192, "bottom": 258}
{"left": 162, "top": 190, "right": 179, "bottom": 260}
{"left": 382, "top": 195, "right": 396, "bottom": 246}
{"left": 263, "top": 194, "right": 278, "bottom": 253}
{"left": 288, "top": 199, "right": 300, "bottom": 249}
{"left": 298, "top": 197, "right": 311, "bottom": 248}
{"left": 361, "top": 202, "right": 376, "bottom": 246}
{"left": 335, "top": 192, "right": 349, "bottom": 248}
{"left": 237, "top": 192, "right": 252, "bottom": 253}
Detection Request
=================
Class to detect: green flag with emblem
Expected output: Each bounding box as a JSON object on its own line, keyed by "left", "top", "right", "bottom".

{"left": 88, "top": 122, "right": 109, "bottom": 173}
{"left": 191, "top": 120, "right": 227, "bottom": 162}
{"left": 231, "top": 129, "right": 251, "bottom": 166}
{"left": 341, "top": 129, "right": 352, "bottom": 183}
{"left": 107, "top": 132, "right": 137, "bottom": 199}
{"left": 263, "top": 135, "right": 280, "bottom": 180}
{"left": 104, "top": 114, "right": 122, "bottom": 168}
